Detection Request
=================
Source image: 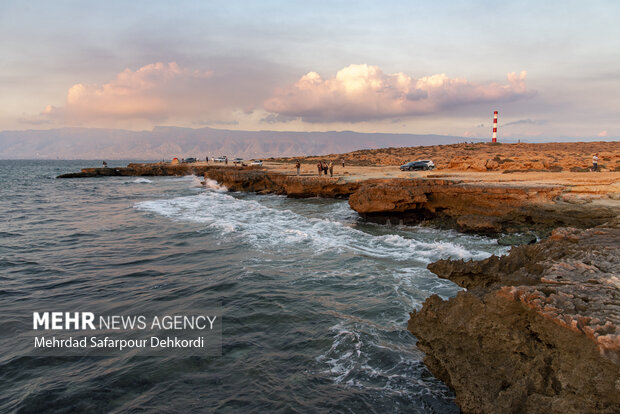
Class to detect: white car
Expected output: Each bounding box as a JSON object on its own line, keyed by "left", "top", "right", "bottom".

{"left": 213, "top": 156, "right": 227, "bottom": 162}
{"left": 250, "top": 160, "right": 263, "bottom": 166}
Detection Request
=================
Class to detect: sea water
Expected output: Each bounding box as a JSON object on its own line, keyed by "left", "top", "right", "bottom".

{"left": 0, "top": 160, "right": 507, "bottom": 413}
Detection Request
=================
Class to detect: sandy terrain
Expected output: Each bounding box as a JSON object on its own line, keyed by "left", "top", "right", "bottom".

{"left": 276, "top": 141, "right": 620, "bottom": 171}
{"left": 260, "top": 161, "right": 620, "bottom": 200}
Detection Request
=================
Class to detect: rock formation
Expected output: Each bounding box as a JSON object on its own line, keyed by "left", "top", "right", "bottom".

{"left": 348, "top": 179, "right": 617, "bottom": 234}
{"left": 409, "top": 225, "right": 620, "bottom": 413}
{"left": 202, "top": 167, "right": 618, "bottom": 235}
{"left": 204, "top": 167, "right": 362, "bottom": 198}
{"left": 57, "top": 163, "right": 214, "bottom": 178}
{"left": 279, "top": 141, "right": 620, "bottom": 172}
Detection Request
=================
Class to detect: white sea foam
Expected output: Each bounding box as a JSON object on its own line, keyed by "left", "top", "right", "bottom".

{"left": 133, "top": 178, "right": 152, "bottom": 184}
{"left": 135, "top": 192, "right": 500, "bottom": 263}
{"left": 316, "top": 323, "right": 364, "bottom": 384}
{"left": 203, "top": 178, "right": 227, "bottom": 192}
{"left": 132, "top": 190, "right": 503, "bottom": 400}
{"left": 190, "top": 176, "right": 204, "bottom": 188}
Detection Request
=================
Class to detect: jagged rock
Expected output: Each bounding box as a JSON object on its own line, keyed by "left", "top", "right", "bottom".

{"left": 409, "top": 226, "right": 620, "bottom": 413}
{"left": 497, "top": 233, "right": 537, "bottom": 246}
{"left": 485, "top": 159, "right": 500, "bottom": 170}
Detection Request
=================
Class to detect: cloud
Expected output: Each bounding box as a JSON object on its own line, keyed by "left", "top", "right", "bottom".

{"left": 40, "top": 62, "right": 270, "bottom": 127}
{"left": 260, "top": 113, "right": 297, "bottom": 124}
{"left": 597, "top": 130, "right": 608, "bottom": 137}
{"left": 503, "top": 119, "right": 547, "bottom": 127}
{"left": 264, "top": 64, "right": 535, "bottom": 123}
{"left": 42, "top": 63, "right": 214, "bottom": 123}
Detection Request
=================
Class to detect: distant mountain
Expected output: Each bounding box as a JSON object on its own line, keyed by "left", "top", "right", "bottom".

{"left": 0, "top": 126, "right": 474, "bottom": 159}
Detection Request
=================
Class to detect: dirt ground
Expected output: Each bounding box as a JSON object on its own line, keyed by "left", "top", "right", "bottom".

{"left": 260, "top": 161, "right": 620, "bottom": 201}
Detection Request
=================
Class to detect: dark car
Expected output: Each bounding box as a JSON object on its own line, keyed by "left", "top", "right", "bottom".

{"left": 400, "top": 160, "right": 435, "bottom": 171}
{"left": 184, "top": 157, "right": 197, "bottom": 163}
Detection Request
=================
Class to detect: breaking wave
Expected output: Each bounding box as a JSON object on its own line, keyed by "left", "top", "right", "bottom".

{"left": 135, "top": 191, "right": 501, "bottom": 263}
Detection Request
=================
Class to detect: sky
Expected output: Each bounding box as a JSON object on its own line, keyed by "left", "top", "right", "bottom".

{"left": 1, "top": 0, "right": 619, "bottom": 140}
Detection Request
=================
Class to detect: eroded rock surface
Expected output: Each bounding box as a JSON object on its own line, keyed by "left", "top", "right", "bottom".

{"left": 348, "top": 179, "right": 617, "bottom": 234}
{"left": 204, "top": 167, "right": 362, "bottom": 198}
{"left": 409, "top": 225, "right": 620, "bottom": 413}
{"left": 57, "top": 163, "right": 214, "bottom": 178}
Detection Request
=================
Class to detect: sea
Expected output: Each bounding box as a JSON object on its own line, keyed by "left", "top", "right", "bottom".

{"left": 0, "top": 160, "right": 508, "bottom": 413}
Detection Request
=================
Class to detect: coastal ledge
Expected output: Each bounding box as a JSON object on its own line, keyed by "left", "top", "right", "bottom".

{"left": 56, "top": 163, "right": 221, "bottom": 178}
{"left": 409, "top": 224, "right": 620, "bottom": 413}
{"left": 204, "top": 166, "right": 618, "bottom": 235}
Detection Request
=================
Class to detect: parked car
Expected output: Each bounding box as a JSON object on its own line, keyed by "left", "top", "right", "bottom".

{"left": 250, "top": 160, "right": 263, "bottom": 166}
{"left": 213, "top": 156, "right": 227, "bottom": 162}
{"left": 184, "top": 157, "right": 197, "bottom": 163}
{"left": 232, "top": 158, "right": 244, "bottom": 164}
{"left": 400, "top": 160, "right": 435, "bottom": 171}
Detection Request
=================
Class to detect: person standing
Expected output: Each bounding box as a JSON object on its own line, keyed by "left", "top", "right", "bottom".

{"left": 295, "top": 160, "right": 301, "bottom": 176}
{"left": 206, "top": 156, "right": 209, "bottom": 163}
{"left": 328, "top": 161, "right": 333, "bottom": 177}
{"left": 317, "top": 161, "right": 322, "bottom": 176}
{"left": 341, "top": 158, "right": 345, "bottom": 168}
{"left": 592, "top": 154, "right": 599, "bottom": 171}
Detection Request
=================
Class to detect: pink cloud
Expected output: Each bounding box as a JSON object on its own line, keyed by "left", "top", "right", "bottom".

{"left": 264, "top": 64, "right": 534, "bottom": 122}
{"left": 42, "top": 62, "right": 223, "bottom": 124}
{"left": 597, "top": 130, "right": 608, "bottom": 137}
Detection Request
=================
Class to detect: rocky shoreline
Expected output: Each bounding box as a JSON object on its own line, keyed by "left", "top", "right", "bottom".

{"left": 56, "top": 163, "right": 217, "bottom": 178}
{"left": 204, "top": 166, "right": 620, "bottom": 413}
{"left": 410, "top": 225, "right": 620, "bottom": 413}
{"left": 58, "top": 161, "right": 620, "bottom": 412}
{"left": 203, "top": 166, "right": 617, "bottom": 235}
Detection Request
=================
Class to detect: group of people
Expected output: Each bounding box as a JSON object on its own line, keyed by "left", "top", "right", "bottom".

{"left": 317, "top": 161, "right": 334, "bottom": 177}
{"left": 292, "top": 159, "right": 345, "bottom": 177}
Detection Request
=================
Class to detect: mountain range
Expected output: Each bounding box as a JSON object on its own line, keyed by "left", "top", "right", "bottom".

{"left": 0, "top": 126, "right": 475, "bottom": 160}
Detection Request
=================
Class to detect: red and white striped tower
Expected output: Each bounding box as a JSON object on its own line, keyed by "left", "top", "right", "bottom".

{"left": 492, "top": 110, "right": 498, "bottom": 143}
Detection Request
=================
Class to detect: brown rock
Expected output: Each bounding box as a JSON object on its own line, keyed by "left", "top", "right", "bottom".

{"left": 485, "top": 159, "right": 500, "bottom": 170}
{"left": 410, "top": 226, "right": 620, "bottom": 413}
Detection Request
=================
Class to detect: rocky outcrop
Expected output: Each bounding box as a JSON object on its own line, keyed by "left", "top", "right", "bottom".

{"left": 57, "top": 163, "right": 215, "bottom": 178}
{"left": 348, "top": 179, "right": 617, "bottom": 234}
{"left": 203, "top": 168, "right": 618, "bottom": 235}
{"left": 409, "top": 225, "right": 620, "bottom": 413}
{"left": 204, "top": 167, "right": 363, "bottom": 198}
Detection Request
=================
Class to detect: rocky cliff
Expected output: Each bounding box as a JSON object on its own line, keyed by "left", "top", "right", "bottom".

{"left": 204, "top": 167, "right": 363, "bottom": 198}
{"left": 348, "top": 179, "right": 618, "bottom": 234}
{"left": 409, "top": 225, "right": 620, "bottom": 413}
{"left": 203, "top": 167, "right": 618, "bottom": 235}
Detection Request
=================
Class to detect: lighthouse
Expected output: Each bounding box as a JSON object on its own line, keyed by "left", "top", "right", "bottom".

{"left": 492, "top": 111, "right": 498, "bottom": 143}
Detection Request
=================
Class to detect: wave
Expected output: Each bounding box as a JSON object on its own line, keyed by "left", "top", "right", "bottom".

{"left": 133, "top": 178, "right": 152, "bottom": 184}
{"left": 203, "top": 178, "right": 227, "bottom": 192}
{"left": 135, "top": 192, "right": 501, "bottom": 263}
{"left": 316, "top": 322, "right": 456, "bottom": 403}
